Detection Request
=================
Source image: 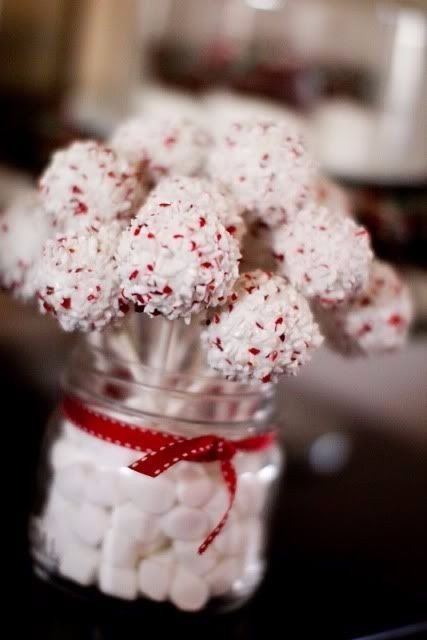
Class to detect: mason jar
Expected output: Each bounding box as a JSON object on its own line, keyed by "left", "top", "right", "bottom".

{"left": 30, "top": 325, "right": 283, "bottom": 613}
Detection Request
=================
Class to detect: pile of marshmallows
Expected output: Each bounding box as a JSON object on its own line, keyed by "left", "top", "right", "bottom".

{"left": 35, "top": 417, "right": 277, "bottom": 610}
{"left": 0, "top": 106, "right": 413, "bottom": 382}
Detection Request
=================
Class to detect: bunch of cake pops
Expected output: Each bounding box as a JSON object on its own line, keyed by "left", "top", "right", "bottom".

{"left": 0, "top": 95, "right": 413, "bottom": 383}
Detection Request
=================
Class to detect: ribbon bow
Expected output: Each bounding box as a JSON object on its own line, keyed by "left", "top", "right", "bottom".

{"left": 62, "top": 396, "right": 275, "bottom": 554}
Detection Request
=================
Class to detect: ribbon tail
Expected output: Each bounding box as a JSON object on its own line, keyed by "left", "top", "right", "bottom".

{"left": 198, "top": 460, "right": 237, "bottom": 555}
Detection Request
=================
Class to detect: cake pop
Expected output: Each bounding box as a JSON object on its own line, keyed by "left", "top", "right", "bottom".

{"left": 315, "top": 260, "right": 413, "bottom": 355}
{"left": 208, "top": 120, "right": 316, "bottom": 227}
{"left": 0, "top": 191, "right": 50, "bottom": 299}
{"left": 202, "top": 270, "right": 323, "bottom": 383}
{"left": 39, "top": 140, "right": 145, "bottom": 231}
{"left": 271, "top": 204, "right": 373, "bottom": 306}
{"left": 117, "top": 201, "right": 240, "bottom": 321}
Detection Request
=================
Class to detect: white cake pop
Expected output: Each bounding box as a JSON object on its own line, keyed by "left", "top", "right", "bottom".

{"left": 202, "top": 270, "right": 323, "bottom": 383}
{"left": 35, "top": 224, "right": 125, "bottom": 332}
{"left": 316, "top": 260, "right": 413, "bottom": 355}
{"left": 145, "top": 176, "right": 246, "bottom": 241}
{"left": 0, "top": 191, "right": 50, "bottom": 299}
{"left": 39, "top": 140, "right": 145, "bottom": 231}
{"left": 117, "top": 201, "right": 240, "bottom": 321}
{"left": 208, "top": 120, "right": 316, "bottom": 227}
{"left": 271, "top": 204, "right": 373, "bottom": 306}
{"left": 110, "top": 115, "right": 210, "bottom": 186}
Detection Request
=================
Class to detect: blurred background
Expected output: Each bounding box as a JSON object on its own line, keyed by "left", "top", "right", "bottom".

{"left": 0, "top": 1, "right": 426, "bottom": 637}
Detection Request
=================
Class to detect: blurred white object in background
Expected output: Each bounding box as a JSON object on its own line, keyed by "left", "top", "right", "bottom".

{"left": 312, "top": 5, "right": 427, "bottom": 182}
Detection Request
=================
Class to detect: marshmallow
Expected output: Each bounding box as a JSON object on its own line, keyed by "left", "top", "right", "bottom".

{"left": 40, "top": 513, "right": 75, "bottom": 560}
{"left": 88, "top": 438, "right": 138, "bottom": 468}
{"left": 235, "top": 475, "right": 266, "bottom": 517}
{"left": 173, "top": 540, "right": 219, "bottom": 576}
{"left": 161, "top": 506, "right": 209, "bottom": 542}
{"left": 111, "top": 502, "right": 162, "bottom": 545}
{"left": 120, "top": 469, "right": 176, "bottom": 515}
{"left": 206, "top": 557, "right": 240, "bottom": 597}
{"left": 203, "top": 486, "right": 230, "bottom": 525}
{"left": 72, "top": 502, "right": 110, "bottom": 547}
{"left": 138, "top": 555, "right": 174, "bottom": 602}
{"left": 177, "top": 474, "right": 214, "bottom": 508}
{"left": 213, "top": 521, "right": 245, "bottom": 556}
{"left": 59, "top": 540, "right": 100, "bottom": 586}
{"left": 85, "top": 468, "right": 123, "bottom": 508}
{"left": 173, "top": 461, "right": 207, "bottom": 482}
{"left": 241, "top": 517, "right": 263, "bottom": 560}
{"left": 98, "top": 564, "right": 138, "bottom": 600}
{"left": 50, "top": 439, "right": 86, "bottom": 471}
{"left": 54, "top": 462, "right": 93, "bottom": 503}
{"left": 169, "top": 567, "right": 210, "bottom": 612}
{"left": 102, "top": 528, "right": 140, "bottom": 568}
{"left": 234, "top": 452, "right": 264, "bottom": 475}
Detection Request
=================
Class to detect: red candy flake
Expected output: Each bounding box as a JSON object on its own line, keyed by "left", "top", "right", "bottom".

{"left": 164, "top": 135, "right": 177, "bottom": 148}
{"left": 118, "top": 299, "right": 130, "bottom": 314}
{"left": 129, "top": 270, "right": 139, "bottom": 280}
{"left": 201, "top": 262, "right": 213, "bottom": 268}
{"left": 147, "top": 264, "right": 154, "bottom": 272}
{"left": 388, "top": 314, "right": 403, "bottom": 327}
{"left": 61, "top": 297, "right": 71, "bottom": 309}
{"left": 255, "top": 322, "right": 264, "bottom": 330}
{"left": 163, "top": 285, "right": 173, "bottom": 295}
{"left": 147, "top": 232, "right": 155, "bottom": 239}
{"left": 262, "top": 374, "right": 271, "bottom": 384}
{"left": 249, "top": 347, "right": 261, "bottom": 356}
{"left": 226, "top": 225, "right": 236, "bottom": 235}
{"left": 74, "top": 201, "right": 88, "bottom": 215}
{"left": 199, "top": 217, "right": 207, "bottom": 228}
{"left": 133, "top": 226, "right": 142, "bottom": 236}
{"left": 71, "top": 185, "right": 83, "bottom": 194}
{"left": 43, "top": 301, "right": 55, "bottom": 314}
{"left": 173, "top": 234, "right": 184, "bottom": 239}
{"left": 46, "top": 286, "right": 55, "bottom": 295}
{"left": 357, "top": 323, "right": 372, "bottom": 337}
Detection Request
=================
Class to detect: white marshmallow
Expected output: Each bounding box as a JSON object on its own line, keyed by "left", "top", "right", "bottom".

{"left": 44, "top": 489, "right": 76, "bottom": 522}
{"left": 206, "top": 557, "right": 239, "bottom": 597}
{"left": 98, "top": 564, "right": 138, "bottom": 600}
{"left": 39, "top": 513, "right": 75, "bottom": 560}
{"left": 213, "top": 520, "right": 245, "bottom": 556}
{"left": 203, "top": 486, "right": 230, "bottom": 524}
{"left": 85, "top": 468, "right": 123, "bottom": 507}
{"left": 173, "top": 540, "right": 219, "bottom": 576}
{"left": 161, "top": 506, "right": 209, "bottom": 542}
{"left": 89, "top": 438, "right": 138, "bottom": 468}
{"left": 102, "top": 528, "right": 140, "bottom": 568}
{"left": 241, "top": 516, "right": 263, "bottom": 560}
{"left": 59, "top": 540, "right": 100, "bottom": 586}
{"left": 50, "top": 439, "right": 88, "bottom": 471}
{"left": 112, "top": 502, "right": 163, "bottom": 545}
{"left": 177, "top": 474, "right": 214, "bottom": 508}
{"left": 234, "top": 452, "right": 264, "bottom": 475}
{"left": 138, "top": 556, "right": 174, "bottom": 602}
{"left": 173, "top": 461, "right": 207, "bottom": 482}
{"left": 120, "top": 469, "right": 176, "bottom": 514}
{"left": 169, "top": 567, "right": 209, "bottom": 612}
{"left": 54, "top": 462, "right": 93, "bottom": 502}
{"left": 72, "top": 502, "right": 110, "bottom": 547}
{"left": 235, "top": 475, "right": 266, "bottom": 517}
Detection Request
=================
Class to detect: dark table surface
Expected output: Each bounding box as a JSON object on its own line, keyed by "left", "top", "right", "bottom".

{"left": 3, "top": 344, "right": 425, "bottom": 640}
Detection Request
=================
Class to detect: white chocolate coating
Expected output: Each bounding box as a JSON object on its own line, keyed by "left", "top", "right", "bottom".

{"left": 208, "top": 120, "right": 316, "bottom": 228}
{"left": 202, "top": 270, "right": 323, "bottom": 383}
{"left": 271, "top": 204, "right": 373, "bottom": 306}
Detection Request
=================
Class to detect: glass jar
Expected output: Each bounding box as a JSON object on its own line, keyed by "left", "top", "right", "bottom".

{"left": 30, "top": 326, "right": 282, "bottom": 613}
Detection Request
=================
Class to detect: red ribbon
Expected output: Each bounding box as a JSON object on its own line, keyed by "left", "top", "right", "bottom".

{"left": 62, "top": 396, "right": 275, "bottom": 554}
